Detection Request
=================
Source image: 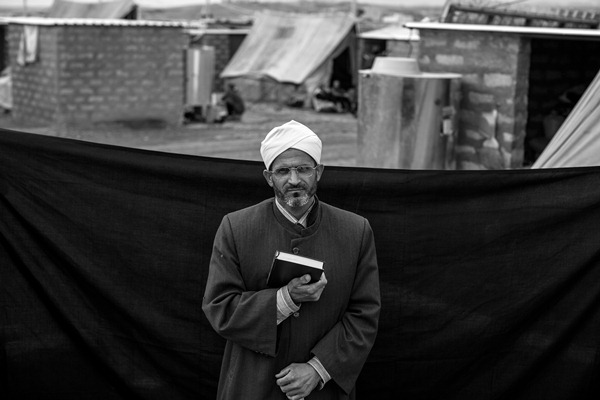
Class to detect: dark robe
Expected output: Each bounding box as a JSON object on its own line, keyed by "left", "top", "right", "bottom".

{"left": 202, "top": 198, "right": 380, "bottom": 399}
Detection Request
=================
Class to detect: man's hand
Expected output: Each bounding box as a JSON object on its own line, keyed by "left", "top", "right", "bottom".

{"left": 275, "top": 363, "right": 320, "bottom": 400}
{"left": 287, "top": 272, "right": 327, "bottom": 304}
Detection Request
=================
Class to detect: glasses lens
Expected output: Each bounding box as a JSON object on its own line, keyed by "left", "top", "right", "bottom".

{"left": 272, "top": 166, "right": 315, "bottom": 178}
{"left": 296, "top": 166, "right": 312, "bottom": 175}
{"left": 274, "top": 167, "right": 291, "bottom": 177}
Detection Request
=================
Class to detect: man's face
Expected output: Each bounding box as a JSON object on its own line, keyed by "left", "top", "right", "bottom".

{"left": 263, "top": 148, "right": 324, "bottom": 210}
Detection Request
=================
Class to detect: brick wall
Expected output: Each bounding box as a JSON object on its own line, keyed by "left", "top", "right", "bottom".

{"left": 417, "top": 29, "right": 530, "bottom": 169}
{"left": 9, "top": 23, "right": 187, "bottom": 127}
{"left": 8, "top": 25, "right": 60, "bottom": 126}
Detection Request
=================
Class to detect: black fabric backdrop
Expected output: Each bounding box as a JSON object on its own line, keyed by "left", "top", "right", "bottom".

{"left": 1, "top": 128, "right": 600, "bottom": 400}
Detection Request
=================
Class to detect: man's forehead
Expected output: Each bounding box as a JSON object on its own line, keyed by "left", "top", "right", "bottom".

{"left": 272, "top": 148, "right": 314, "bottom": 166}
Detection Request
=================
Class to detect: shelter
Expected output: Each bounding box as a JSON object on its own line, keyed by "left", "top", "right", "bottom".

{"left": 6, "top": 17, "right": 189, "bottom": 126}
{"left": 407, "top": 20, "right": 600, "bottom": 170}
{"left": 46, "top": 0, "right": 137, "bottom": 19}
{"left": 220, "top": 11, "right": 356, "bottom": 103}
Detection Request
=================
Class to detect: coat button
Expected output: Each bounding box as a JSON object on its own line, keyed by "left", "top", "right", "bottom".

{"left": 292, "top": 247, "right": 299, "bottom": 254}
{"left": 293, "top": 312, "right": 300, "bottom": 318}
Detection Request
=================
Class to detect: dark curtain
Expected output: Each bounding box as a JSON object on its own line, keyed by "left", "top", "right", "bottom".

{"left": 1, "top": 128, "right": 599, "bottom": 399}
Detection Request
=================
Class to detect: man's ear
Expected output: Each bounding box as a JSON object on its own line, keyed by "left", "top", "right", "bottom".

{"left": 263, "top": 170, "right": 274, "bottom": 187}
{"left": 316, "top": 164, "right": 325, "bottom": 182}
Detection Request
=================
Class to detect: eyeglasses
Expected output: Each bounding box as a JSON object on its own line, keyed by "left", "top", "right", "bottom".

{"left": 269, "top": 165, "right": 319, "bottom": 178}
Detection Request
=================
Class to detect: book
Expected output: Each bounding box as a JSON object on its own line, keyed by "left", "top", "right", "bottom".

{"left": 266, "top": 250, "right": 324, "bottom": 288}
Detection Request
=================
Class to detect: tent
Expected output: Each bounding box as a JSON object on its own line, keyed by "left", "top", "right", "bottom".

{"left": 46, "top": 0, "right": 137, "bottom": 19}
{"left": 532, "top": 68, "right": 600, "bottom": 168}
{"left": 220, "top": 11, "right": 356, "bottom": 95}
{"left": 138, "top": 3, "right": 254, "bottom": 24}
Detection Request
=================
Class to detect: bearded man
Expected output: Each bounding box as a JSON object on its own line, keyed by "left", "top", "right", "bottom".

{"left": 202, "top": 120, "right": 380, "bottom": 399}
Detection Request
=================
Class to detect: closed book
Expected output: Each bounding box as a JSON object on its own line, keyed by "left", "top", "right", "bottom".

{"left": 266, "top": 250, "right": 324, "bottom": 288}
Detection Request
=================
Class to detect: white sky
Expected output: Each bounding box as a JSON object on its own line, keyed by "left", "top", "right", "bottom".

{"left": 0, "top": 0, "right": 448, "bottom": 9}
{"left": 1, "top": 0, "right": 597, "bottom": 10}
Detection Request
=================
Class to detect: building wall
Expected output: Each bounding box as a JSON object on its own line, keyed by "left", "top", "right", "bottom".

{"left": 417, "top": 29, "right": 531, "bottom": 170}
{"left": 8, "top": 25, "right": 60, "bottom": 125}
{"left": 9, "top": 23, "right": 187, "bottom": 126}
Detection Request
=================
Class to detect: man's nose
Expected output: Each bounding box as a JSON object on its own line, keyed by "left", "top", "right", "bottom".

{"left": 288, "top": 169, "right": 301, "bottom": 184}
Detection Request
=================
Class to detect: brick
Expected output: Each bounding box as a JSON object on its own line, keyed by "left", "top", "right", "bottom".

{"left": 454, "top": 39, "right": 480, "bottom": 50}
{"left": 435, "top": 54, "right": 464, "bottom": 66}
{"left": 483, "top": 73, "right": 512, "bottom": 87}
{"left": 468, "top": 91, "right": 494, "bottom": 105}
{"left": 421, "top": 37, "right": 449, "bottom": 48}
{"left": 497, "top": 113, "right": 514, "bottom": 126}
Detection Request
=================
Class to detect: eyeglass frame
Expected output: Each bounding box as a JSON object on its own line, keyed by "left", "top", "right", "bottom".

{"left": 265, "top": 164, "right": 322, "bottom": 179}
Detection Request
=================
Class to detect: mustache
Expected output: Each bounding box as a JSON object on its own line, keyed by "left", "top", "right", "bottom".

{"left": 285, "top": 184, "right": 307, "bottom": 191}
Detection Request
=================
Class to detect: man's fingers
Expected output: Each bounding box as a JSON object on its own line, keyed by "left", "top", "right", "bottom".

{"left": 275, "top": 367, "right": 290, "bottom": 381}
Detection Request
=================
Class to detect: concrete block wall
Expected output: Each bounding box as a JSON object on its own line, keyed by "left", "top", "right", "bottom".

{"left": 9, "top": 23, "right": 187, "bottom": 127}
{"left": 8, "top": 25, "right": 60, "bottom": 125}
{"left": 417, "top": 29, "right": 531, "bottom": 170}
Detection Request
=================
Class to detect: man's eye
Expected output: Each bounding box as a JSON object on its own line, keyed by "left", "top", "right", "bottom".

{"left": 296, "top": 166, "right": 311, "bottom": 174}
{"left": 275, "top": 168, "right": 290, "bottom": 175}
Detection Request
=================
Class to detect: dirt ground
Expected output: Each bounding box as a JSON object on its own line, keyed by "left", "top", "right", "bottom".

{"left": 0, "top": 102, "right": 359, "bottom": 166}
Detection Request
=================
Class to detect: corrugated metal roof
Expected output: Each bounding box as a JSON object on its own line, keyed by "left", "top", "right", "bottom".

{"left": 5, "top": 16, "right": 202, "bottom": 28}
{"left": 359, "top": 24, "right": 420, "bottom": 41}
{"left": 406, "top": 22, "right": 600, "bottom": 39}
{"left": 186, "top": 28, "right": 250, "bottom": 36}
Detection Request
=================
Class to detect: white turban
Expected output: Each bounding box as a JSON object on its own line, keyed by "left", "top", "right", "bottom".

{"left": 260, "top": 120, "right": 322, "bottom": 169}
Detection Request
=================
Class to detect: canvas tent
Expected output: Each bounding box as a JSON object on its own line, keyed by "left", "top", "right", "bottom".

{"left": 532, "top": 67, "right": 600, "bottom": 168}
{"left": 220, "top": 11, "right": 356, "bottom": 96}
{"left": 46, "top": 0, "right": 137, "bottom": 19}
{"left": 138, "top": 3, "right": 254, "bottom": 24}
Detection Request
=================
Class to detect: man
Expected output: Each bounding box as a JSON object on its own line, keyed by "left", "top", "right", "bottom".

{"left": 222, "top": 83, "right": 245, "bottom": 121}
{"left": 202, "top": 120, "right": 380, "bottom": 399}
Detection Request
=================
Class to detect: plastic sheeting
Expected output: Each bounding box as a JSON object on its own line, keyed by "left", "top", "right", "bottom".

{"left": 46, "top": 0, "right": 136, "bottom": 19}
{"left": 2, "top": 128, "right": 600, "bottom": 399}
{"left": 532, "top": 69, "right": 600, "bottom": 168}
{"left": 220, "top": 11, "right": 355, "bottom": 85}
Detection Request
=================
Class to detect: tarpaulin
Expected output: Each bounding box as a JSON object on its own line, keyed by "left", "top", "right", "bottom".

{"left": 46, "top": 0, "right": 136, "bottom": 19}
{"left": 220, "top": 11, "right": 355, "bottom": 85}
{"left": 1, "top": 128, "right": 600, "bottom": 399}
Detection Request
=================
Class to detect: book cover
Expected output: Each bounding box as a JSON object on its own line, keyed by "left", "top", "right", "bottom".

{"left": 266, "top": 250, "right": 324, "bottom": 288}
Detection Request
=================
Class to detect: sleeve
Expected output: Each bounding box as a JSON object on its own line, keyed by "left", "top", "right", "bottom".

{"left": 307, "top": 356, "right": 331, "bottom": 388}
{"left": 277, "top": 286, "right": 300, "bottom": 325}
{"left": 202, "top": 215, "right": 280, "bottom": 356}
{"left": 311, "top": 219, "right": 381, "bottom": 394}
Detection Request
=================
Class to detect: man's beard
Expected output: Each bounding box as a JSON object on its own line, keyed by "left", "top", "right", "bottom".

{"left": 274, "top": 183, "right": 317, "bottom": 208}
